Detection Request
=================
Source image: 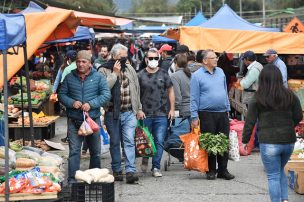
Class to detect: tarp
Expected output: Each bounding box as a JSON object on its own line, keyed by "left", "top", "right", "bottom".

{"left": 0, "top": 10, "right": 79, "bottom": 86}
{"left": 164, "top": 26, "right": 304, "bottom": 54}
{"left": 45, "top": 26, "right": 94, "bottom": 44}
{"left": 199, "top": 4, "right": 280, "bottom": 32}
{"left": 46, "top": 6, "right": 133, "bottom": 28}
{"left": 152, "top": 35, "right": 176, "bottom": 43}
{"left": 0, "top": 13, "right": 26, "bottom": 50}
{"left": 185, "top": 11, "right": 207, "bottom": 26}
{"left": 20, "top": 1, "right": 44, "bottom": 13}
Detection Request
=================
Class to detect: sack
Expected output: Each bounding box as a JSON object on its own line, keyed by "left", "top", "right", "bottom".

{"left": 228, "top": 130, "right": 240, "bottom": 161}
{"left": 135, "top": 120, "right": 156, "bottom": 157}
{"left": 85, "top": 112, "right": 100, "bottom": 133}
{"left": 100, "top": 126, "right": 110, "bottom": 154}
{"left": 180, "top": 126, "right": 208, "bottom": 173}
{"left": 78, "top": 113, "right": 93, "bottom": 136}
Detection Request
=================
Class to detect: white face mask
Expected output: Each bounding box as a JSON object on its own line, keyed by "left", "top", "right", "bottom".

{"left": 148, "top": 60, "right": 158, "bottom": 69}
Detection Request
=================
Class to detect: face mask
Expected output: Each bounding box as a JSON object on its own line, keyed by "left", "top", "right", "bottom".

{"left": 148, "top": 60, "right": 158, "bottom": 69}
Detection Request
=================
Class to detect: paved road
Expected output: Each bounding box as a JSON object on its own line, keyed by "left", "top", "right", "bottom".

{"left": 52, "top": 117, "right": 304, "bottom": 202}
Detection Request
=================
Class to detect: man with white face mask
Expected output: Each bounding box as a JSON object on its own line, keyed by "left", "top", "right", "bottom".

{"left": 138, "top": 48, "right": 175, "bottom": 177}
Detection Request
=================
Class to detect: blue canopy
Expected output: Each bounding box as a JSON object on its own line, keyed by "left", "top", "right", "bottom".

{"left": 199, "top": 4, "right": 280, "bottom": 32}
{"left": 185, "top": 11, "right": 207, "bottom": 26}
{"left": 0, "top": 13, "right": 26, "bottom": 51}
{"left": 45, "top": 26, "right": 95, "bottom": 44}
{"left": 152, "top": 35, "right": 176, "bottom": 43}
{"left": 20, "top": 1, "right": 44, "bottom": 13}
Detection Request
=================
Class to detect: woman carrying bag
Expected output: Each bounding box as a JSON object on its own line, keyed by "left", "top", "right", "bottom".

{"left": 242, "top": 64, "right": 303, "bottom": 202}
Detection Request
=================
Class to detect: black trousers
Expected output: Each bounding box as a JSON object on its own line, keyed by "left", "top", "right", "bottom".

{"left": 198, "top": 111, "right": 229, "bottom": 173}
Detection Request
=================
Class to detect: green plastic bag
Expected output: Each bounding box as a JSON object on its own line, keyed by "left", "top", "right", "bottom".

{"left": 135, "top": 120, "right": 156, "bottom": 157}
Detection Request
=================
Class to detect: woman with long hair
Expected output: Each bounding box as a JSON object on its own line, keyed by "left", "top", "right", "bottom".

{"left": 242, "top": 64, "right": 303, "bottom": 202}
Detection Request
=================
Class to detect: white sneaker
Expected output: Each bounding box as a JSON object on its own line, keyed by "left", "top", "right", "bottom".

{"left": 152, "top": 168, "right": 162, "bottom": 177}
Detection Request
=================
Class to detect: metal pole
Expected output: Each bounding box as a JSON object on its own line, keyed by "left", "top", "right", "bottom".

{"left": 22, "top": 44, "right": 35, "bottom": 146}
{"left": 3, "top": 51, "right": 10, "bottom": 202}
{"left": 210, "top": 0, "right": 212, "bottom": 17}
{"left": 239, "top": 0, "right": 242, "bottom": 17}
{"left": 262, "top": 0, "right": 266, "bottom": 26}
{"left": 222, "top": 0, "right": 225, "bottom": 5}
{"left": 19, "top": 73, "right": 25, "bottom": 146}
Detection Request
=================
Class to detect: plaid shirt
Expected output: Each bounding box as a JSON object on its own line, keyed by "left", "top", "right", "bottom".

{"left": 120, "top": 71, "right": 132, "bottom": 112}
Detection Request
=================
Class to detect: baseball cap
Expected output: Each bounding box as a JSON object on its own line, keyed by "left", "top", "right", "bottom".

{"left": 242, "top": 51, "right": 256, "bottom": 61}
{"left": 159, "top": 44, "right": 173, "bottom": 53}
{"left": 264, "top": 49, "right": 277, "bottom": 56}
{"left": 66, "top": 50, "right": 77, "bottom": 59}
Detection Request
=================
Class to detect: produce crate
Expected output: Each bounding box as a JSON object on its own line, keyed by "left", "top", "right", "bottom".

{"left": 59, "top": 182, "right": 114, "bottom": 202}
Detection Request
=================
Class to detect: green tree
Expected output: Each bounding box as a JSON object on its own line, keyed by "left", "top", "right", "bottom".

{"left": 130, "top": 0, "right": 176, "bottom": 15}
{"left": 60, "top": 0, "right": 117, "bottom": 14}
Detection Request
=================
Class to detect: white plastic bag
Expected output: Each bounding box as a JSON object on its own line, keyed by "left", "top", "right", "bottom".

{"left": 100, "top": 130, "right": 110, "bottom": 154}
{"left": 229, "top": 130, "right": 240, "bottom": 161}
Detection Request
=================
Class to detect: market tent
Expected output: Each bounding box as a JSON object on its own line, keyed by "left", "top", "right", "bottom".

{"left": 199, "top": 4, "right": 279, "bottom": 32}
{"left": 46, "top": 6, "right": 133, "bottom": 28}
{"left": 0, "top": 10, "right": 79, "bottom": 86}
{"left": 164, "top": 26, "right": 304, "bottom": 54}
{"left": 45, "top": 26, "right": 95, "bottom": 44}
{"left": 152, "top": 35, "right": 176, "bottom": 43}
{"left": 20, "top": 1, "right": 44, "bottom": 13}
{"left": 185, "top": 11, "right": 207, "bottom": 26}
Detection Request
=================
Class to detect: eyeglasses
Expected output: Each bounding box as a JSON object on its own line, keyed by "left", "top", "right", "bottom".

{"left": 148, "top": 57, "right": 159, "bottom": 61}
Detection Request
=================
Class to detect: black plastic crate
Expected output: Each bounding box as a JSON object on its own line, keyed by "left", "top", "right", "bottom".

{"left": 59, "top": 182, "right": 115, "bottom": 202}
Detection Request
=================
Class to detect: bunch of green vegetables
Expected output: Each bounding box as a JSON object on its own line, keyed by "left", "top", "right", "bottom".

{"left": 199, "top": 132, "right": 229, "bottom": 156}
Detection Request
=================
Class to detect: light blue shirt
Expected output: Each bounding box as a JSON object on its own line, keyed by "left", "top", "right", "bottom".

{"left": 190, "top": 66, "right": 230, "bottom": 120}
{"left": 274, "top": 57, "right": 288, "bottom": 88}
{"left": 52, "top": 69, "right": 62, "bottom": 93}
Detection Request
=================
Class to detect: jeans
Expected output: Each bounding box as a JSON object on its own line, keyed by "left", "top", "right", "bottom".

{"left": 143, "top": 116, "right": 168, "bottom": 170}
{"left": 260, "top": 143, "right": 294, "bottom": 202}
{"left": 105, "top": 111, "right": 137, "bottom": 173}
{"left": 67, "top": 118, "right": 101, "bottom": 182}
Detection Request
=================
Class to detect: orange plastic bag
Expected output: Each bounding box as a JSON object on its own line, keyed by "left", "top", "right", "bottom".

{"left": 180, "top": 126, "right": 208, "bottom": 173}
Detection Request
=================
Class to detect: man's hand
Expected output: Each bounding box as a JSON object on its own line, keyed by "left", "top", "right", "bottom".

{"left": 113, "top": 60, "right": 121, "bottom": 76}
{"left": 73, "top": 101, "right": 82, "bottom": 109}
{"left": 168, "top": 110, "right": 175, "bottom": 120}
{"left": 81, "top": 103, "right": 91, "bottom": 112}
{"left": 136, "top": 110, "right": 146, "bottom": 120}
{"left": 191, "top": 119, "right": 199, "bottom": 129}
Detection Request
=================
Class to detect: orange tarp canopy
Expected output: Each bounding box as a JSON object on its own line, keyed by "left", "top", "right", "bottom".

{"left": 46, "top": 6, "right": 133, "bottom": 28}
{"left": 0, "top": 10, "right": 79, "bottom": 86}
{"left": 164, "top": 26, "right": 304, "bottom": 54}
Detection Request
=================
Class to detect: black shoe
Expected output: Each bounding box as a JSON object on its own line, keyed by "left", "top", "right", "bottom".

{"left": 206, "top": 171, "right": 216, "bottom": 180}
{"left": 61, "top": 137, "right": 68, "bottom": 144}
{"left": 113, "top": 171, "right": 123, "bottom": 181}
{"left": 126, "top": 172, "right": 139, "bottom": 184}
{"left": 217, "top": 171, "right": 235, "bottom": 180}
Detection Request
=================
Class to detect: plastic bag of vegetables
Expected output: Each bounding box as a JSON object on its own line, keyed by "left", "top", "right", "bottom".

{"left": 199, "top": 132, "right": 229, "bottom": 156}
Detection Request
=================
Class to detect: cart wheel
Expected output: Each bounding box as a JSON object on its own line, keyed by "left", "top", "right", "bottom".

{"left": 164, "top": 160, "right": 168, "bottom": 171}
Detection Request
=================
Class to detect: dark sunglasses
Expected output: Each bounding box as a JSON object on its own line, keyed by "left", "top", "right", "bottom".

{"left": 148, "top": 57, "right": 159, "bottom": 61}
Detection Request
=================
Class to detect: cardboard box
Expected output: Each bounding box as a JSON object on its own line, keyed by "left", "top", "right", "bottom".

{"left": 284, "top": 161, "right": 304, "bottom": 175}
{"left": 294, "top": 170, "right": 304, "bottom": 194}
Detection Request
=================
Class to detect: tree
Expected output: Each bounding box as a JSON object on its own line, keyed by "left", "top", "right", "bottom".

{"left": 130, "top": 0, "right": 175, "bottom": 15}
{"left": 60, "top": 0, "right": 117, "bottom": 14}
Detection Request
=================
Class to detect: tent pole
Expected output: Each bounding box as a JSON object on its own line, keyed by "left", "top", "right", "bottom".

{"left": 22, "top": 44, "right": 35, "bottom": 147}
{"left": 3, "top": 51, "right": 10, "bottom": 202}
{"left": 19, "top": 73, "right": 25, "bottom": 145}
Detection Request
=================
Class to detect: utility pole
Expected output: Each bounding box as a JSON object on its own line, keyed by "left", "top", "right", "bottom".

{"left": 262, "top": 0, "right": 266, "bottom": 26}
{"left": 239, "top": 0, "right": 242, "bottom": 17}
{"left": 209, "top": 0, "right": 212, "bottom": 17}
{"left": 222, "top": 0, "right": 225, "bottom": 5}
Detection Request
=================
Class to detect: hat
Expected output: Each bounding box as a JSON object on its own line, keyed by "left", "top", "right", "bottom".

{"left": 66, "top": 50, "right": 77, "bottom": 60}
{"left": 77, "top": 50, "right": 92, "bottom": 62}
{"left": 159, "top": 44, "right": 172, "bottom": 53}
{"left": 264, "top": 49, "right": 277, "bottom": 56}
{"left": 242, "top": 51, "right": 256, "bottom": 61}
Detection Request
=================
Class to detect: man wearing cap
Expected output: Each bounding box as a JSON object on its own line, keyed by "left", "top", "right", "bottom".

{"left": 58, "top": 50, "right": 111, "bottom": 183}
{"left": 239, "top": 51, "right": 263, "bottom": 105}
{"left": 159, "top": 44, "right": 174, "bottom": 72}
{"left": 264, "top": 49, "right": 288, "bottom": 88}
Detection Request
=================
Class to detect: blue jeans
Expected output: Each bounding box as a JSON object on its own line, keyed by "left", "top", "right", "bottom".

{"left": 260, "top": 143, "right": 294, "bottom": 202}
{"left": 67, "top": 118, "right": 101, "bottom": 182}
{"left": 144, "top": 116, "right": 168, "bottom": 170}
{"left": 105, "top": 111, "right": 137, "bottom": 173}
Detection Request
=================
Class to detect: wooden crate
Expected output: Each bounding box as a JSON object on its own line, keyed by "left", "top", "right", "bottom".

{"left": 0, "top": 192, "right": 58, "bottom": 201}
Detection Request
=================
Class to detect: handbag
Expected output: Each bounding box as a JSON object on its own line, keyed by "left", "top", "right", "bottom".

{"left": 135, "top": 120, "right": 156, "bottom": 158}
{"left": 85, "top": 112, "right": 100, "bottom": 133}
{"left": 180, "top": 123, "right": 209, "bottom": 173}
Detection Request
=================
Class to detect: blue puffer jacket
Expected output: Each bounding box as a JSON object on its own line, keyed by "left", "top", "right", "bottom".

{"left": 58, "top": 68, "right": 111, "bottom": 121}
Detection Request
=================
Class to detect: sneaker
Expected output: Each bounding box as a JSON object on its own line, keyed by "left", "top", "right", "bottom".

{"left": 141, "top": 158, "right": 149, "bottom": 173}
{"left": 152, "top": 168, "right": 162, "bottom": 177}
{"left": 126, "top": 172, "right": 139, "bottom": 184}
{"left": 217, "top": 170, "right": 235, "bottom": 180}
{"left": 206, "top": 171, "right": 216, "bottom": 180}
{"left": 113, "top": 171, "right": 124, "bottom": 181}
{"left": 61, "top": 137, "right": 68, "bottom": 144}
